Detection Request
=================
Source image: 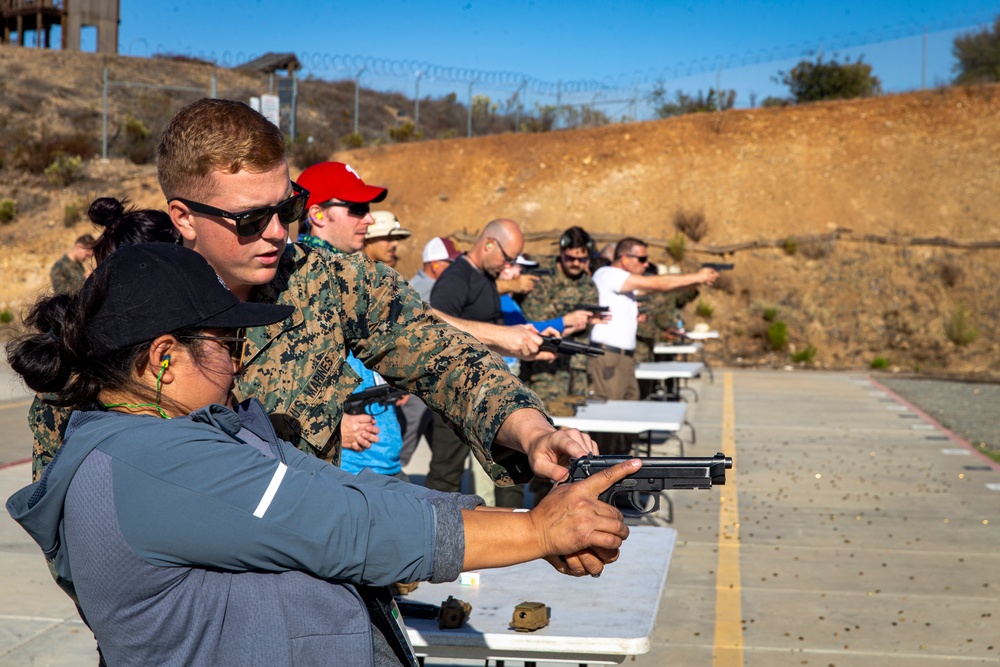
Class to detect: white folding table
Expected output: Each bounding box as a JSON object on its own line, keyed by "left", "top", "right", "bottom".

{"left": 551, "top": 399, "right": 688, "bottom": 455}
{"left": 634, "top": 361, "right": 704, "bottom": 403}
{"left": 403, "top": 526, "right": 677, "bottom": 665}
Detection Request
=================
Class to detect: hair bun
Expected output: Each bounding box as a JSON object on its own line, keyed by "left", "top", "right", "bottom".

{"left": 88, "top": 197, "right": 126, "bottom": 230}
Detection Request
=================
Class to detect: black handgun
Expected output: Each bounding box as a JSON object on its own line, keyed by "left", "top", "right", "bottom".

{"left": 569, "top": 303, "right": 610, "bottom": 314}
{"left": 567, "top": 453, "right": 732, "bottom": 515}
{"left": 539, "top": 335, "right": 605, "bottom": 357}
{"left": 701, "top": 262, "right": 734, "bottom": 271}
{"left": 522, "top": 266, "right": 554, "bottom": 277}
{"left": 344, "top": 384, "right": 407, "bottom": 416}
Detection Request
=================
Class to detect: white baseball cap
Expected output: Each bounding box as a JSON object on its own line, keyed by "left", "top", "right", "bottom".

{"left": 422, "top": 236, "right": 461, "bottom": 263}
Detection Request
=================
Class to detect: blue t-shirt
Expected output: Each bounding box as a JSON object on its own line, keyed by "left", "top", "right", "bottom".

{"left": 340, "top": 353, "right": 404, "bottom": 476}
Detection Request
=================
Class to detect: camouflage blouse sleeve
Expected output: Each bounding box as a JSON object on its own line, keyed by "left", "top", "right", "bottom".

{"left": 28, "top": 395, "right": 72, "bottom": 482}
{"left": 336, "top": 254, "right": 546, "bottom": 481}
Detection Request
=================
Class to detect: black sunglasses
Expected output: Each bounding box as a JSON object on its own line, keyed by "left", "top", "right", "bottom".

{"left": 626, "top": 254, "right": 649, "bottom": 263}
{"left": 491, "top": 237, "right": 516, "bottom": 265}
{"left": 324, "top": 201, "right": 372, "bottom": 217}
{"left": 170, "top": 182, "right": 309, "bottom": 237}
{"left": 561, "top": 254, "right": 589, "bottom": 264}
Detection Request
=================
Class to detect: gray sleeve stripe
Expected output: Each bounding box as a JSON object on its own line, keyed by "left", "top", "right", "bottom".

{"left": 253, "top": 462, "right": 287, "bottom": 518}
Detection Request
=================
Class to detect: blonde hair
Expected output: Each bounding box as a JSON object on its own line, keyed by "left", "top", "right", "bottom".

{"left": 156, "top": 98, "right": 287, "bottom": 201}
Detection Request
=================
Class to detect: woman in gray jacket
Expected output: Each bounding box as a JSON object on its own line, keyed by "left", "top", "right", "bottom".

{"left": 6, "top": 242, "right": 636, "bottom": 666}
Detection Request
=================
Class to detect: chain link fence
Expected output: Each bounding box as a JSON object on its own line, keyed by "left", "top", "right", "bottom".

{"left": 0, "top": 17, "right": 989, "bottom": 176}
{"left": 0, "top": 48, "right": 294, "bottom": 172}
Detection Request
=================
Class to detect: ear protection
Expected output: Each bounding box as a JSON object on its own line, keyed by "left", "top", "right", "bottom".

{"left": 160, "top": 355, "right": 171, "bottom": 371}
{"left": 315, "top": 212, "right": 323, "bottom": 220}
{"left": 559, "top": 229, "right": 596, "bottom": 253}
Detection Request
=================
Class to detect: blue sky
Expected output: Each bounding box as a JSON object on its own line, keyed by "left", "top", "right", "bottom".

{"left": 105, "top": 1, "right": 1000, "bottom": 117}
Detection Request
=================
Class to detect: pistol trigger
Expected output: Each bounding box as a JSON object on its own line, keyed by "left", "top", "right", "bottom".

{"left": 629, "top": 491, "right": 645, "bottom": 514}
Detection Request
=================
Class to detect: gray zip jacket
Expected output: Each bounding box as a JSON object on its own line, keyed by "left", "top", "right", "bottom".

{"left": 6, "top": 399, "right": 480, "bottom": 666}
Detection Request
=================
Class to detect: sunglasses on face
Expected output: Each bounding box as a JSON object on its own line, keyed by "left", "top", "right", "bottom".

{"left": 324, "top": 201, "right": 371, "bottom": 217}
{"left": 178, "top": 329, "right": 247, "bottom": 363}
{"left": 626, "top": 254, "right": 649, "bottom": 263}
{"left": 561, "top": 254, "right": 589, "bottom": 264}
{"left": 170, "top": 182, "right": 309, "bottom": 238}
{"left": 491, "top": 237, "right": 516, "bottom": 265}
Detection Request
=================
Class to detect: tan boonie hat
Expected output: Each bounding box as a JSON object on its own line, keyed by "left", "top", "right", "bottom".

{"left": 366, "top": 210, "right": 412, "bottom": 240}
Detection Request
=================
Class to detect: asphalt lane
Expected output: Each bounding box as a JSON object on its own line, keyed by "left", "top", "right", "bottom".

{"left": 0, "top": 367, "right": 996, "bottom": 666}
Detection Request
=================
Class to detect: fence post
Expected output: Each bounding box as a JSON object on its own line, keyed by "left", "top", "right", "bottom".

{"left": 290, "top": 74, "right": 298, "bottom": 142}
{"left": 211, "top": 69, "right": 217, "bottom": 98}
{"left": 467, "top": 80, "right": 475, "bottom": 138}
{"left": 354, "top": 66, "right": 366, "bottom": 136}
{"left": 102, "top": 66, "right": 108, "bottom": 160}
{"left": 414, "top": 72, "right": 423, "bottom": 129}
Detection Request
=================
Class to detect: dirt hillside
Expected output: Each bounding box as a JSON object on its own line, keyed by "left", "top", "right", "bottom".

{"left": 2, "top": 46, "right": 999, "bottom": 376}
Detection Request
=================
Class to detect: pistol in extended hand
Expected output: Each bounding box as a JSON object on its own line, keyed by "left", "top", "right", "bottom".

{"left": 344, "top": 384, "right": 408, "bottom": 416}
{"left": 701, "top": 262, "right": 734, "bottom": 271}
{"left": 567, "top": 453, "right": 732, "bottom": 515}
{"left": 538, "top": 335, "right": 605, "bottom": 357}
{"left": 522, "top": 266, "right": 554, "bottom": 277}
{"left": 569, "top": 303, "right": 610, "bottom": 314}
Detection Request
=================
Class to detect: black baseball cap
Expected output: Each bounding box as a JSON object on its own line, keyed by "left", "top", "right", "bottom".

{"left": 85, "top": 243, "right": 293, "bottom": 355}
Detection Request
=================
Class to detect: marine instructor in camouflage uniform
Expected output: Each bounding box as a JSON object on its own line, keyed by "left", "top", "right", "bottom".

{"left": 520, "top": 226, "right": 604, "bottom": 404}
{"left": 30, "top": 98, "right": 598, "bottom": 511}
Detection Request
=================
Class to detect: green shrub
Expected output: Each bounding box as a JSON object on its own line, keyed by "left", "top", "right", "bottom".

{"left": 870, "top": 356, "right": 889, "bottom": 370}
{"left": 791, "top": 344, "right": 817, "bottom": 364}
{"left": 44, "top": 154, "right": 84, "bottom": 186}
{"left": 781, "top": 237, "right": 798, "bottom": 255}
{"left": 14, "top": 134, "right": 97, "bottom": 174}
{"left": 64, "top": 202, "right": 82, "bottom": 227}
{"left": 339, "top": 132, "right": 365, "bottom": 149}
{"left": 389, "top": 121, "right": 424, "bottom": 143}
{"left": 0, "top": 198, "right": 15, "bottom": 224}
{"left": 673, "top": 209, "right": 708, "bottom": 242}
{"left": 762, "top": 307, "right": 778, "bottom": 322}
{"left": 945, "top": 302, "right": 979, "bottom": 346}
{"left": 766, "top": 321, "right": 788, "bottom": 350}
{"left": 666, "top": 234, "right": 686, "bottom": 262}
{"left": 122, "top": 114, "right": 154, "bottom": 165}
{"left": 695, "top": 299, "right": 714, "bottom": 318}
{"left": 0, "top": 308, "right": 13, "bottom": 325}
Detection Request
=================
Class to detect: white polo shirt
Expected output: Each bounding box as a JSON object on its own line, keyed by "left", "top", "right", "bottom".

{"left": 589, "top": 265, "right": 638, "bottom": 350}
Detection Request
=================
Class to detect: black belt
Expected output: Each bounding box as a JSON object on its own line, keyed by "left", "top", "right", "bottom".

{"left": 592, "top": 343, "right": 634, "bottom": 357}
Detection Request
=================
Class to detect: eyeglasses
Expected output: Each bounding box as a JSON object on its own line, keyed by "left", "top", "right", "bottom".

{"left": 178, "top": 330, "right": 247, "bottom": 363}
{"left": 170, "top": 182, "right": 309, "bottom": 238}
{"left": 491, "top": 237, "right": 516, "bottom": 265}
{"left": 561, "top": 254, "right": 589, "bottom": 264}
{"left": 324, "top": 201, "right": 371, "bottom": 217}
{"left": 625, "top": 254, "right": 649, "bottom": 263}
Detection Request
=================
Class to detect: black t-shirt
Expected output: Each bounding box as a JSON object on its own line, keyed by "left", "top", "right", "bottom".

{"left": 430, "top": 255, "right": 501, "bottom": 324}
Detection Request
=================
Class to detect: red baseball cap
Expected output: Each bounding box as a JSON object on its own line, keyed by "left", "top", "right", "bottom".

{"left": 297, "top": 161, "right": 388, "bottom": 209}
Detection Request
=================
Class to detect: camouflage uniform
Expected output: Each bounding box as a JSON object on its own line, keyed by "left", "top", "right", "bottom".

{"left": 519, "top": 256, "right": 599, "bottom": 405}
{"left": 30, "top": 243, "right": 545, "bottom": 486}
{"left": 634, "top": 292, "right": 680, "bottom": 363}
{"left": 49, "top": 255, "right": 86, "bottom": 295}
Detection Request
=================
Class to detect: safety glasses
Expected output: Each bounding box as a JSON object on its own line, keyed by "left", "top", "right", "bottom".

{"left": 324, "top": 201, "right": 372, "bottom": 217}
{"left": 170, "top": 183, "right": 309, "bottom": 237}
{"left": 178, "top": 328, "right": 247, "bottom": 364}
{"left": 491, "top": 237, "right": 516, "bottom": 265}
